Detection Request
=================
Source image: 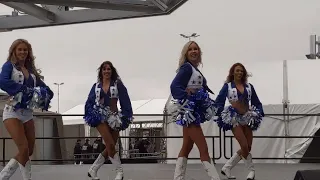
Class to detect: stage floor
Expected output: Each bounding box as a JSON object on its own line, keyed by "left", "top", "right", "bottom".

{"left": 2, "top": 163, "right": 320, "bottom": 180}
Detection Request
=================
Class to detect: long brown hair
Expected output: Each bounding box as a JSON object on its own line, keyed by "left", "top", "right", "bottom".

{"left": 225, "top": 62, "right": 249, "bottom": 83}
{"left": 97, "top": 61, "right": 120, "bottom": 83}
{"left": 7, "top": 39, "right": 43, "bottom": 80}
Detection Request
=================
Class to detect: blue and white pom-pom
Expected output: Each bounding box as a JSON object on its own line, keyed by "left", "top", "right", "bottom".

{"left": 215, "top": 106, "right": 238, "bottom": 131}
{"left": 84, "top": 104, "right": 111, "bottom": 127}
{"left": 215, "top": 105, "right": 263, "bottom": 131}
{"left": 107, "top": 112, "right": 133, "bottom": 131}
{"left": 11, "top": 86, "right": 52, "bottom": 111}
{"left": 243, "top": 105, "right": 263, "bottom": 131}
{"left": 173, "top": 88, "right": 217, "bottom": 126}
{"left": 27, "top": 87, "right": 52, "bottom": 111}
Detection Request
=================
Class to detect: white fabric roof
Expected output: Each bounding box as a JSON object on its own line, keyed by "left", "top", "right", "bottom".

{"left": 62, "top": 98, "right": 167, "bottom": 125}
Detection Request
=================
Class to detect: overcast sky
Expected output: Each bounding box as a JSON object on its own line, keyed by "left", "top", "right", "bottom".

{"left": 0, "top": 0, "right": 320, "bottom": 113}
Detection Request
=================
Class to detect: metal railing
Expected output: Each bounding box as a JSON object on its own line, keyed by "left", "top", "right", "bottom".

{"left": 1, "top": 113, "right": 320, "bottom": 164}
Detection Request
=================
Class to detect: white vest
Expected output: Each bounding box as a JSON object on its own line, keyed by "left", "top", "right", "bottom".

{"left": 5, "top": 63, "right": 36, "bottom": 109}
{"left": 11, "top": 64, "right": 36, "bottom": 87}
{"left": 227, "top": 82, "right": 252, "bottom": 103}
{"left": 187, "top": 64, "right": 203, "bottom": 89}
{"left": 94, "top": 81, "right": 119, "bottom": 106}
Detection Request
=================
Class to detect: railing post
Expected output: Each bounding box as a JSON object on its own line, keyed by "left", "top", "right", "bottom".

{"left": 212, "top": 137, "right": 215, "bottom": 164}
{"left": 2, "top": 139, "right": 5, "bottom": 166}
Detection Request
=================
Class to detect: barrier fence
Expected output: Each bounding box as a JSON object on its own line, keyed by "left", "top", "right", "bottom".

{"left": 1, "top": 113, "right": 320, "bottom": 165}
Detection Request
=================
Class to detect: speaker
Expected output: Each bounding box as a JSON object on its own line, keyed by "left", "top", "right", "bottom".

{"left": 294, "top": 170, "right": 320, "bottom": 180}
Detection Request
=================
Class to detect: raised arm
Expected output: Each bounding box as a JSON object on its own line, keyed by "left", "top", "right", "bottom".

{"left": 214, "top": 83, "right": 229, "bottom": 116}
{"left": 0, "top": 61, "right": 26, "bottom": 96}
{"left": 250, "top": 83, "right": 264, "bottom": 116}
{"left": 170, "top": 63, "right": 192, "bottom": 100}
{"left": 117, "top": 80, "right": 133, "bottom": 117}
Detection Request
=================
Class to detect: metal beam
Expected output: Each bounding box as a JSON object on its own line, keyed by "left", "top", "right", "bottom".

{"left": 163, "top": 0, "right": 174, "bottom": 5}
{"left": 1, "top": 2, "right": 56, "bottom": 22}
{"left": 0, "top": 0, "right": 188, "bottom": 31}
{"left": 0, "top": 8, "right": 160, "bottom": 30}
{"left": 0, "top": 0, "right": 160, "bottom": 12}
{"left": 150, "top": 0, "right": 168, "bottom": 11}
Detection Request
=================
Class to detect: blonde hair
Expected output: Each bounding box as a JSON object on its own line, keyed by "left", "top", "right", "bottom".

{"left": 7, "top": 39, "right": 43, "bottom": 80}
{"left": 176, "top": 41, "right": 202, "bottom": 72}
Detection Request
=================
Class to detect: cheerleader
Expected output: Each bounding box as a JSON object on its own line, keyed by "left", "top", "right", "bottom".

{"left": 0, "top": 39, "right": 54, "bottom": 180}
{"left": 214, "top": 63, "right": 264, "bottom": 180}
{"left": 84, "top": 61, "right": 133, "bottom": 180}
{"left": 170, "top": 41, "right": 220, "bottom": 180}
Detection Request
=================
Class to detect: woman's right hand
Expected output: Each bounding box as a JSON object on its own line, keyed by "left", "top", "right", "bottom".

{"left": 186, "top": 88, "right": 196, "bottom": 96}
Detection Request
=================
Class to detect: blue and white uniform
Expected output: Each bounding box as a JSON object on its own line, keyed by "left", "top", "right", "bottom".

{"left": 214, "top": 82, "right": 264, "bottom": 131}
{"left": 0, "top": 61, "right": 54, "bottom": 123}
{"left": 84, "top": 78, "right": 133, "bottom": 130}
{"left": 170, "top": 61, "right": 217, "bottom": 126}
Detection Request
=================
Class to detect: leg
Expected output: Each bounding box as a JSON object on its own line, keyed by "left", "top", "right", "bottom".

{"left": 220, "top": 126, "right": 245, "bottom": 179}
{"left": 110, "top": 130, "right": 124, "bottom": 180}
{"left": 174, "top": 127, "right": 194, "bottom": 180}
{"left": 0, "top": 121, "right": 21, "bottom": 179}
{"left": 24, "top": 120, "right": 35, "bottom": 157}
{"left": 88, "top": 123, "right": 120, "bottom": 180}
{"left": 2, "top": 119, "right": 30, "bottom": 180}
{"left": 242, "top": 126, "right": 255, "bottom": 180}
{"left": 232, "top": 126, "right": 249, "bottom": 158}
{"left": 187, "top": 125, "right": 220, "bottom": 180}
{"left": 19, "top": 119, "right": 35, "bottom": 180}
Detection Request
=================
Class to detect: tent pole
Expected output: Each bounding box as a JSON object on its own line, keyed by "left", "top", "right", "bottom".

{"left": 283, "top": 60, "right": 290, "bottom": 163}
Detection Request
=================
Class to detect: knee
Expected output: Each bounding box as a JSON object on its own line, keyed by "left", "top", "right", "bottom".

{"left": 106, "top": 143, "right": 116, "bottom": 154}
{"left": 240, "top": 142, "right": 249, "bottom": 153}
{"left": 28, "top": 148, "right": 34, "bottom": 156}
{"left": 180, "top": 144, "right": 193, "bottom": 157}
{"left": 18, "top": 145, "right": 29, "bottom": 157}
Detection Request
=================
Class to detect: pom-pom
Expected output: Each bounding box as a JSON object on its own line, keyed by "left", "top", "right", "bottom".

{"left": 27, "top": 87, "right": 52, "bottom": 111}
{"left": 215, "top": 106, "right": 237, "bottom": 131}
{"left": 84, "top": 104, "right": 110, "bottom": 127}
{"left": 173, "top": 88, "right": 217, "bottom": 126}
{"left": 107, "top": 112, "right": 133, "bottom": 131}
{"left": 243, "top": 106, "right": 263, "bottom": 131}
{"left": 215, "top": 105, "right": 263, "bottom": 131}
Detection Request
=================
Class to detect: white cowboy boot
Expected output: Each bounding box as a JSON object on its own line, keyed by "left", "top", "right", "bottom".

{"left": 88, "top": 153, "right": 106, "bottom": 180}
{"left": 109, "top": 153, "right": 123, "bottom": 180}
{"left": 221, "top": 152, "right": 241, "bottom": 179}
{"left": 0, "top": 158, "right": 19, "bottom": 179}
{"left": 18, "top": 160, "right": 31, "bottom": 180}
{"left": 242, "top": 153, "right": 255, "bottom": 180}
{"left": 173, "top": 157, "right": 188, "bottom": 180}
{"left": 201, "top": 160, "right": 221, "bottom": 180}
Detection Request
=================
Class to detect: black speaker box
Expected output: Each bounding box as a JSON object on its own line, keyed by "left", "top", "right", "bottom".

{"left": 294, "top": 170, "right": 320, "bottom": 180}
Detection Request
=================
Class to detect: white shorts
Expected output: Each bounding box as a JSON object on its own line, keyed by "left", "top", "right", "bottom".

{"left": 2, "top": 105, "right": 33, "bottom": 123}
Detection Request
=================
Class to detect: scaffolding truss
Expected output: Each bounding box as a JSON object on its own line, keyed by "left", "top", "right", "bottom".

{"left": 0, "top": 0, "right": 188, "bottom": 31}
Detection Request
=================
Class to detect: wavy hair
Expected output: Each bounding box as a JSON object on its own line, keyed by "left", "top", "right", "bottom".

{"left": 97, "top": 61, "right": 120, "bottom": 83}
{"left": 225, "top": 62, "right": 249, "bottom": 83}
{"left": 7, "top": 39, "right": 43, "bottom": 80}
{"left": 176, "top": 41, "right": 202, "bottom": 72}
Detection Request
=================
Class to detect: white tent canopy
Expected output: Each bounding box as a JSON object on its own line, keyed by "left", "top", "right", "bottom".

{"left": 62, "top": 98, "right": 167, "bottom": 125}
